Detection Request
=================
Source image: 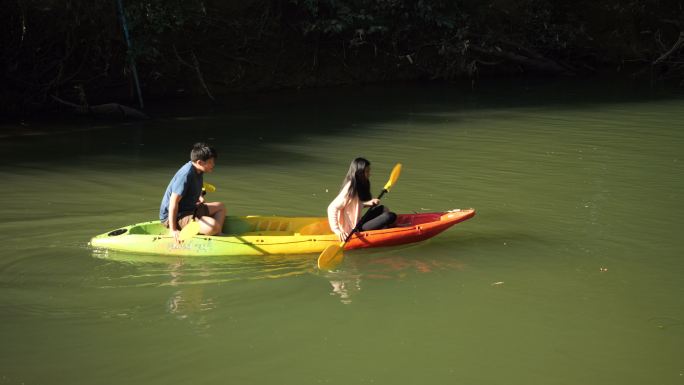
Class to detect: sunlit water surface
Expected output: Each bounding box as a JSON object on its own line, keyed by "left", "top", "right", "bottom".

{"left": 1, "top": 80, "right": 683, "bottom": 384}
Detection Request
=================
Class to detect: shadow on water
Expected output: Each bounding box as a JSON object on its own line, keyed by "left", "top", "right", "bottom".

{"left": 1, "top": 78, "right": 683, "bottom": 169}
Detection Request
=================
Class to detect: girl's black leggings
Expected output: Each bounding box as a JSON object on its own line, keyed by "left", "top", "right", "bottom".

{"left": 359, "top": 205, "right": 397, "bottom": 231}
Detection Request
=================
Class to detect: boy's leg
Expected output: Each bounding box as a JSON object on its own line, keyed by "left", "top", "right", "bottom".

{"left": 197, "top": 216, "right": 217, "bottom": 235}
{"left": 199, "top": 201, "right": 226, "bottom": 235}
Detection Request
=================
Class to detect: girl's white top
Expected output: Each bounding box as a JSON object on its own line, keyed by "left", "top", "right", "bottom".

{"left": 327, "top": 181, "right": 362, "bottom": 236}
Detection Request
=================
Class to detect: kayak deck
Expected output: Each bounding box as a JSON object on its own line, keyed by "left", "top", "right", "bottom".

{"left": 90, "top": 209, "right": 475, "bottom": 257}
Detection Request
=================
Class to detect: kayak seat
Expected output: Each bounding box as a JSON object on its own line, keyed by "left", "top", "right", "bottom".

{"left": 129, "top": 226, "right": 153, "bottom": 235}
{"left": 297, "top": 220, "right": 332, "bottom": 235}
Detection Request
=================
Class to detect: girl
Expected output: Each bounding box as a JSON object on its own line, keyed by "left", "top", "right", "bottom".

{"left": 327, "top": 157, "right": 397, "bottom": 242}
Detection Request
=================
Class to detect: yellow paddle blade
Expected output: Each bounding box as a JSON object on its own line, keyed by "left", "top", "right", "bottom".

{"left": 179, "top": 221, "right": 200, "bottom": 241}
{"left": 383, "top": 163, "right": 402, "bottom": 192}
{"left": 203, "top": 182, "right": 216, "bottom": 193}
{"left": 317, "top": 243, "right": 345, "bottom": 270}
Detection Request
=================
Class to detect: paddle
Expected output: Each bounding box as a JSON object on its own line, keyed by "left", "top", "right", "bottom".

{"left": 177, "top": 183, "right": 215, "bottom": 242}
{"left": 203, "top": 182, "right": 216, "bottom": 193}
{"left": 178, "top": 220, "right": 200, "bottom": 241}
{"left": 317, "top": 163, "right": 402, "bottom": 270}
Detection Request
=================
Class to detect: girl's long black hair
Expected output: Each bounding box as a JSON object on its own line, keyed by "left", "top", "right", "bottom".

{"left": 342, "top": 157, "right": 372, "bottom": 202}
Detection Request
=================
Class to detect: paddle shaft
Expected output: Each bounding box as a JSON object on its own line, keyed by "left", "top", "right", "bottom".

{"left": 342, "top": 188, "right": 389, "bottom": 244}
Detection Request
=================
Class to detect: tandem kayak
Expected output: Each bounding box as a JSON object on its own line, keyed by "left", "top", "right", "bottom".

{"left": 90, "top": 209, "right": 475, "bottom": 257}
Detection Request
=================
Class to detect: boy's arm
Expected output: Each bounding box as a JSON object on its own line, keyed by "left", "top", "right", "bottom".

{"left": 168, "top": 192, "right": 182, "bottom": 237}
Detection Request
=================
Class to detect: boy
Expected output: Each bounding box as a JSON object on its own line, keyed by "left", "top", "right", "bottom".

{"left": 160, "top": 142, "right": 226, "bottom": 243}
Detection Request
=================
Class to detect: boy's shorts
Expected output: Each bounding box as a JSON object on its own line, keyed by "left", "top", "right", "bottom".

{"left": 162, "top": 204, "right": 210, "bottom": 229}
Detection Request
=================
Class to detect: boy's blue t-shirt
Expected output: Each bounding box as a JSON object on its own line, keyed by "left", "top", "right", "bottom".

{"left": 159, "top": 161, "right": 203, "bottom": 222}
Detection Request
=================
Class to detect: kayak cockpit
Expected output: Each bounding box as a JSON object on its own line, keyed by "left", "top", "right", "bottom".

{"left": 99, "top": 210, "right": 474, "bottom": 240}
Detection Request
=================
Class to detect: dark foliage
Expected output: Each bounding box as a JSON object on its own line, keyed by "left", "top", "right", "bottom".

{"left": 1, "top": 0, "right": 683, "bottom": 116}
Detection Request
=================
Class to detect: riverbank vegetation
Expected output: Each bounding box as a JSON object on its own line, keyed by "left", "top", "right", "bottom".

{"left": 2, "top": 0, "right": 682, "bottom": 117}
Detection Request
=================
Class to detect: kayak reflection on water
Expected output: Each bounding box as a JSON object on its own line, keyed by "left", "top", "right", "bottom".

{"left": 322, "top": 252, "right": 468, "bottom": 304}
{"left": 92, "top": 248, "right": 467, "bottom": 306}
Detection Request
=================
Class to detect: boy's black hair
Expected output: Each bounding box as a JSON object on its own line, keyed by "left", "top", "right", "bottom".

{"left": 190, "top": 142, "right": 217, "bottom": 162}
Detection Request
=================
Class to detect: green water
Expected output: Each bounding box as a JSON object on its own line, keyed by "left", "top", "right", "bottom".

{"left": 1, "top": 80, "right": 683, "bottom": 384}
